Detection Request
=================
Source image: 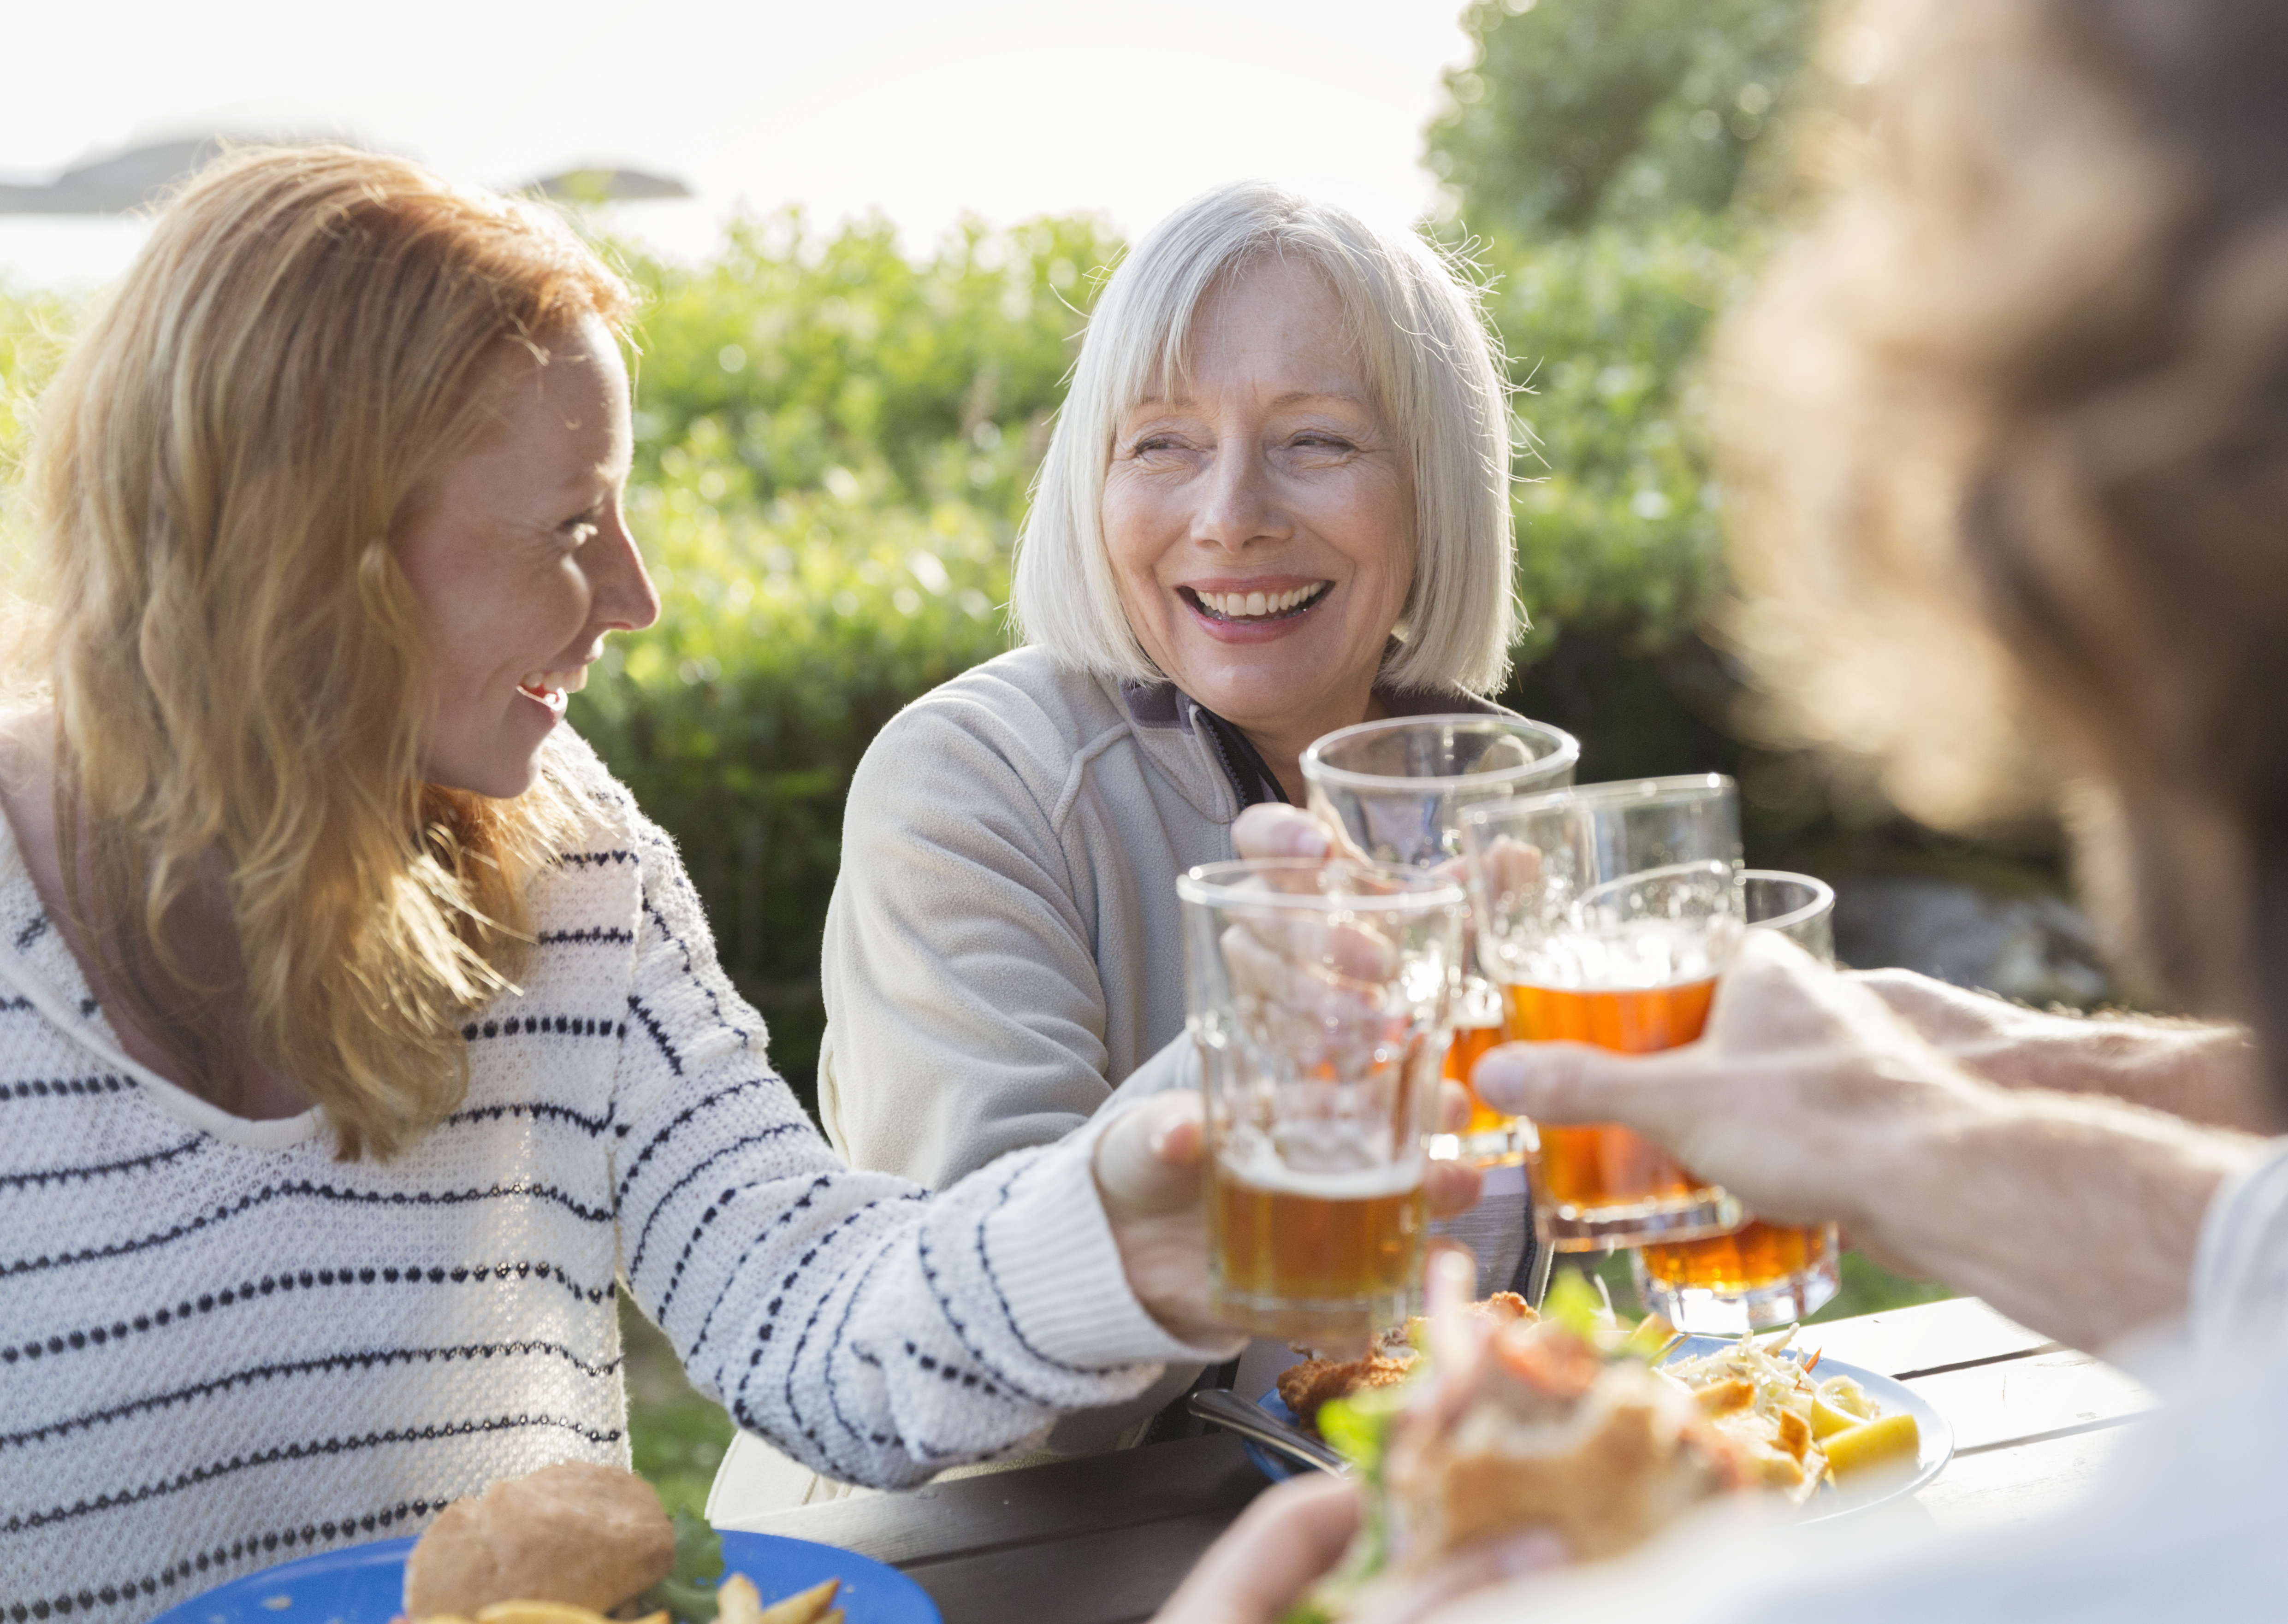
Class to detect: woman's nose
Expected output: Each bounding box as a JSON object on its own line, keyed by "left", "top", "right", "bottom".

{"left": 591, "top": 511, "right": 662, "bottom": 633}
{"left": 1191, "top": 438, "right": 1288, "bottom": 550}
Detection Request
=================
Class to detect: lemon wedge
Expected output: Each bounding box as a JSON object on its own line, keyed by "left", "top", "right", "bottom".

{"left": 1824, "top": 1410, "right": 1921, "bottom": 1476}
{"left": 1810, "top": 1375, "right": 1876, "bottom": 1439}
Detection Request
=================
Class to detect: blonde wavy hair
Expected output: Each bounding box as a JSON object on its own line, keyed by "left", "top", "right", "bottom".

{"left": 16, "top": 144, "right": 633, "bottom": 1158}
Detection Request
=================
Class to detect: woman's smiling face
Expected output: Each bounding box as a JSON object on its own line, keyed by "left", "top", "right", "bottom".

{"left": 396, "top": 315, "right": 660, "bottom": 799}
{"left": 1102, "top": 255, "right": 1414, "bottom": 754}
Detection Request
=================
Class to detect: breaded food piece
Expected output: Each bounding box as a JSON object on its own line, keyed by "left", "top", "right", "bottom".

{"left": 1277, "top": 1351, "right": 1417, "bottom": 1427}
{"left": 1279, "top": 1296, "right": 1540, "bottom": 1430}
{"left": 404, "top": 1463, "right": 676, "bottom": 1618}
{"left": 1383, "top": 1319, "right": 1743, "bottom": 1565}
{"left": 1393, "top": 1368, "right": 1740, "bottom": 1561}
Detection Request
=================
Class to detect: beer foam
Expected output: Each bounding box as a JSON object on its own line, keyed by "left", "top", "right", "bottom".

{"left": 1487, "top": 916, "right": 1740, "bottom": 992}
{"left": 1215, "top": 1142, "right": 1425, "bottom": 1199}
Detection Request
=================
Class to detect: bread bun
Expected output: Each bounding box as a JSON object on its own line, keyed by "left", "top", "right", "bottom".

{"left": 403, "top": 1462, "right": 676, "bottom": 1617}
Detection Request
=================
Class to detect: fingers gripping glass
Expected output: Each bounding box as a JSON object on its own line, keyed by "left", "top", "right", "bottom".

{"left": 1459, "top": 775, "right": 1747, "bottom": 1251}
{"left": 1632, "top": 871, "right": 1844, "bottom": 1331}
{"left": 1179, "top": 859, "right": 1468, "bottom": 1352}
{"left": 1300, "top": 716, "right": 1579, "bottom": 1165}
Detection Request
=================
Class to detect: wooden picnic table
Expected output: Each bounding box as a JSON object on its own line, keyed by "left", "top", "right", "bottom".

{"left": 720, "top": 1297, "right": 2154, "bottom": 1624}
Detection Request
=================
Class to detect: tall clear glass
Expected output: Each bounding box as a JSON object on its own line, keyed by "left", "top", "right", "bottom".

{"left": 1459, "top": 775, "right": 1747, "bottom": 1250}
{"left": 1632, "top": 871, "right": 1844, "bottom": 1330}
{"left": 1180, "top": 858, "right": 1468, "bottom": 1352}
{"left": 1300, "top": 715, "right": 1579, "bottom": 1163}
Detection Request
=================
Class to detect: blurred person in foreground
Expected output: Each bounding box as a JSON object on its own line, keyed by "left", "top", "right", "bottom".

{"left": 1155, "top": 0, "right": 2288, "bottom": 1617}
{"left": 0, "top": 145, "right": 1245, "bottom": 1623}
{"left": 713, "top": 184, "right": 1517, "bottom": 1509}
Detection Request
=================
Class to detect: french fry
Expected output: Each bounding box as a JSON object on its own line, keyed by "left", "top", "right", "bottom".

{"left": 474, "top": 1606, "right": 612, "bottom": 1624}
{"left": 818, "top": 1613, "right": 844, "bottom": 1624}
{"left": 753, "top": 1577, "right": 840, "bottom": 1624}
{"left": 715, "top": 1576, "right": 764, "bottom": 1624}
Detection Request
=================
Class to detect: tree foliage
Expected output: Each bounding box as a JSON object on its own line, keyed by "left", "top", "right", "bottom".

{"left": 1426, "top": 0, "right": 1819, "bottom": 661}
{"left": 1429, "top": 0, "right": 1819, "bottom": 237}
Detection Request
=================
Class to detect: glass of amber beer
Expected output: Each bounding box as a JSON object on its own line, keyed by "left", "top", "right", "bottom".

{"left": 1300, "top": 716, "right": 1580, "bottom": 1164}
{"left": 1179, "top": 858, "right": 1467, "bottom": 1351}
{"left": 1458, "top": 775, "right": 1747, "bottom": 1250}
{"left": 1632, "top": 871, "right": 1843, "bottom": 1331}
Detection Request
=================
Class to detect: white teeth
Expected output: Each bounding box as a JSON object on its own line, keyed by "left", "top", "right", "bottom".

{"left": 1197, "top": 584, "right": 1326, "bottom": 619}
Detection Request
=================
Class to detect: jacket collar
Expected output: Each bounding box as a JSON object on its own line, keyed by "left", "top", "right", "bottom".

{"left": 1105, "top": 673, "right": 1516, "bottom": 824}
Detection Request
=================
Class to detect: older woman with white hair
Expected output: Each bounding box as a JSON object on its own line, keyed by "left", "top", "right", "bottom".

{"left": 707, "top": 182, "right": 1526, "bottom": 1512}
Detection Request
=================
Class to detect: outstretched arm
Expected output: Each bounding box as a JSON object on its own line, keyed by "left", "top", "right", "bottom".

{"left": 1848, "top": 968, "right": 2273, "bottom": 1132}
{"left": 1473, "top": 932, "right": 2269, "bottom": 1352}
{"left": 611, "top": 814, "right": 1239, "bottom": 1488}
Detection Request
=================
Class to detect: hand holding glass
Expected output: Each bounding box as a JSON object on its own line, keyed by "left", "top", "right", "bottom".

{"left": 1180, "top": 859, "right": 1467, "bottom": 1351}
{"left": 1632, "top": 871, "right": 1844, "bottom": 1329}
{"left": 1459, "top": 776, "right": 1746, "bottom": 1250}
{"left": 1300, "top": 715, "right": 1578, "bottom": 1163}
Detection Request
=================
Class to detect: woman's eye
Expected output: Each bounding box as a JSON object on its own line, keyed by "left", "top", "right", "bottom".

{"left": 563, "top": 518, "right": 601, "bottom": 545}
{"left": 1132, "top": 435, "right": 1183, "bottom": 455}
{"left": 1294, "top": 433, "right": 1356, "bottom": 453}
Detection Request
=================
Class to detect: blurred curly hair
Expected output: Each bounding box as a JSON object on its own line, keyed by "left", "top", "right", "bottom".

{"left": 1718, "top": 0, "right": 2288, "bottom": 1056}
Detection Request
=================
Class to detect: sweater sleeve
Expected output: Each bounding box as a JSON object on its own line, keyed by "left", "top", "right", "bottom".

{"left": 818, "top": 695, "right": 1126, "bottom": 1189}
{"left": 609, "top": 812, "right": 1237, "bottom": 1488}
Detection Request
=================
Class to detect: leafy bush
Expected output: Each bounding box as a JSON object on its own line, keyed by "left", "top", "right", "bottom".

{"left": 569, "top": 213, "right": 1122, "bottom": 1095}
{"left": 0, "top": 281, "right": 75, "bottom": 586}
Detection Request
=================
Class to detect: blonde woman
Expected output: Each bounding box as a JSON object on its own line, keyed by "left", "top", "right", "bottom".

{"left": 723, "top": 185, "right": 1521, "bottom": 1510}
{"left": 0, "top": 146, "right": 1240, "bottom": 1622}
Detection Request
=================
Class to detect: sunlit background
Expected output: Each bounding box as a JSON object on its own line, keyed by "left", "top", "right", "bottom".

{"left": 1, "top": 0, "right": 1479, "bottom": 286}
{"left": 2, "top": 0, "right": 2081, "bottom": 1512}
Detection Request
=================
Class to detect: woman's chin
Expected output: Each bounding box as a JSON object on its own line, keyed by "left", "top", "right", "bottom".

{"left": 420, "top": 734, "right": 551, "bottom": 801}
{"left": 1174, "top": 655, "right": 1374, "bottom": 738}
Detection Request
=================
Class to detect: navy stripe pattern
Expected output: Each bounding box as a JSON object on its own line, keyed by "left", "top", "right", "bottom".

{"left": 0, "top": 733, "right": 1177, "bottom": 1623}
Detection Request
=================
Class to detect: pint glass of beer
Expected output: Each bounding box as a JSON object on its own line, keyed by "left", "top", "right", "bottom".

{"left": 1633, "top": 871, "right": 1843, "bottom": 1331}
{"left": 1179, "top": 858, "right": 1468, "bottom": 1350}
{"left": 1301, "top": 716, "right": 1580, "bottom": 1165}
{"left": 1458, "top": 775, "right": 1746, "bottom": 1250}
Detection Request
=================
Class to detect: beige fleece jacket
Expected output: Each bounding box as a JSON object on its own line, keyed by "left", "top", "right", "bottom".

{"left": 819, "top": 645, "right": 1247, "bottom": 1182}
{"left": 804, "top": 644, "right": 1529, "bottom": 1465}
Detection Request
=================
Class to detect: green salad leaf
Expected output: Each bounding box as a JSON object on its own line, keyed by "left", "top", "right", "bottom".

{"left": 1540, "top": 1267, "right": 1608, "bottom": 1343}
{"left": 632, "top": 1511, "right": 723, "bottom": 1624}
{"left": 1315, "top": 1383, "right": 1408, "bottom": 1479}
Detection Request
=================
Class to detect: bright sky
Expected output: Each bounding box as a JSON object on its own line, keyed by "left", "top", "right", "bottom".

{"left": 0, "top": 0, "right": 1480, "bottom": 288}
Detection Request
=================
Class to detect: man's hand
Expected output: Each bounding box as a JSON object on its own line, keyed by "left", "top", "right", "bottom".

{"left": 1472, "top": 931, "right": 1991, "bottom": 1234}
{"left": 1470, "top": 931, "right": 2265, "bottom": 1350}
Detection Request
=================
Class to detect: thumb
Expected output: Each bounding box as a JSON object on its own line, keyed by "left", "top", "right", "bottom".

{"left": 1094, "top": 1091, "right": 1206, "bottom": 1223}
{"left": 1470, "top": 1039, "right": 1674, "bottom": 1127}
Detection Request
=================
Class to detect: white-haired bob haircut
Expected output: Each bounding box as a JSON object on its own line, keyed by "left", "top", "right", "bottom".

{"left": 1012, "top": 180, "right": 1520, "bottom": 695}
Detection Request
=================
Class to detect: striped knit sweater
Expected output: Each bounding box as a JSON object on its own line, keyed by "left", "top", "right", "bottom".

{"left": 0, "top": 736, "right": 1229, "bottom": 1624}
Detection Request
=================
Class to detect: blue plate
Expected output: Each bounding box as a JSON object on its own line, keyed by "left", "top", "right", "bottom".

{"left": 1241, "top": 1392, "right": 1310, "bottom": 1484}
{"left": 1241, "top": 1337, "right": 1955, "bottom": 1520}
{"left": 152, "top": 1529, "right": 939, "bottom": 1624}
